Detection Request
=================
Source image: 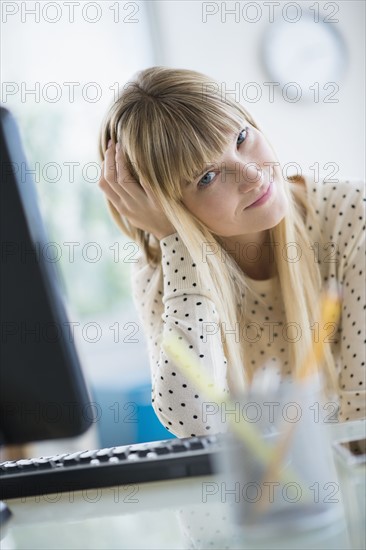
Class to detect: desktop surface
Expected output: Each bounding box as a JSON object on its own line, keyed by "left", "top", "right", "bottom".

{"left": 1, "top": 419, "right": 365, "bottom": 550}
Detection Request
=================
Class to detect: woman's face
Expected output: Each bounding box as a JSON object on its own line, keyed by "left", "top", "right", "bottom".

{"left": 180, "top": 122, "right": 289, "bottom": 239}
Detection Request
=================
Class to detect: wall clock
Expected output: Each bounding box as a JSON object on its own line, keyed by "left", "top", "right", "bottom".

{"left": 261, "top": 14, "right": 348, "bottom": 102}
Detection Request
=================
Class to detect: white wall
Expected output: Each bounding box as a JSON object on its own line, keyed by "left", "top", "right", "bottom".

{"left": 149, "top": 0, "right": 365, "bottom": 181}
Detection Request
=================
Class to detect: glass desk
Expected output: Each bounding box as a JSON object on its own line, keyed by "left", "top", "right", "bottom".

{"left": 2, "top": 419, "right": 365, "bottom": 550}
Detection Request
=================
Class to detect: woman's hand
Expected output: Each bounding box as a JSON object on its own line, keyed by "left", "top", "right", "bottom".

{"left": 98, "top": 141, "right": 176, "bottom": 241}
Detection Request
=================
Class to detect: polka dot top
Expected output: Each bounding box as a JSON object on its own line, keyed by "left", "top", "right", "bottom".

{"left": 131, "top": 175, "right": 365, "bottom": 437}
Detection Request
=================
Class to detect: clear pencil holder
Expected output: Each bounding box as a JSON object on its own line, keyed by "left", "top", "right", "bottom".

{"left": 214, "top": 373, "right": 342, "bottom": 538}
{"left": 332, "top": 435, "right": 366, "bottom": 550}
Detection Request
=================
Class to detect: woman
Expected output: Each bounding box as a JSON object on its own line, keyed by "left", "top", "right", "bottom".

{"left": 98, "top": 66, "right": 365, "bottom": 438}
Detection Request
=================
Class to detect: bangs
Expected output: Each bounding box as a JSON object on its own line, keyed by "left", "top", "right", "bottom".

{"left": 117, "top": 95, "right": 246, "bottom": 201}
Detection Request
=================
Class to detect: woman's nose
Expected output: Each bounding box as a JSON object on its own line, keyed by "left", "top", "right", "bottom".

{"left": 224, "top": 161, "right": 264, "bottom": 193}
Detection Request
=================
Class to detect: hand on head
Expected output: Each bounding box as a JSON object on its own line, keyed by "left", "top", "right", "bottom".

{"left": 98, "top": 141, "right": 176, "bottom": 241}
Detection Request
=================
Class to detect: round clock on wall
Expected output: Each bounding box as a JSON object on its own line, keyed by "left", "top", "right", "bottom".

{"left": 261, "top": 14, "right": 348, "bottom": 102}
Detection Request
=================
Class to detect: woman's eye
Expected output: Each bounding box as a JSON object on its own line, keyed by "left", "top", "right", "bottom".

{"left": 198, "top": 171, "right": 216, "bottom": 188}
{"left": 197, "top": 128, "right": 248, "bottom": 190}
{"left": 237, "top": 127, "right": 248, "bottom": 147}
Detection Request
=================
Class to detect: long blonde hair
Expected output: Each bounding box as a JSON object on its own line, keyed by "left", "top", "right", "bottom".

{"left": 99, "top": 66, "right": 337, "bottom": 394}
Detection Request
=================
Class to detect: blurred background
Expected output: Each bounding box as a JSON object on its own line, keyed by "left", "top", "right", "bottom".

{"left": 1, "top": 0, "right": 365, "bottom": 452}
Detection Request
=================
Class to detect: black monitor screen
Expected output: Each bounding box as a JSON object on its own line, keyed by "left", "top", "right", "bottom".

{"left": 0, "top": 107, "right": 93, "bottom": 445}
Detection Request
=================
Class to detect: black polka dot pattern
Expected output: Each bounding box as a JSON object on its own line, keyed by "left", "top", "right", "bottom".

{"left": 130, "top": 175, "right": 365, "bottom": 435}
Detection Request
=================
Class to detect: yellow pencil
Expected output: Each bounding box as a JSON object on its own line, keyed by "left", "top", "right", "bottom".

{"left": 255, "top": 284, "right": 342, "bottom": 515}
{"left": 297, "top": 285, "right": 342, "bottom": 381}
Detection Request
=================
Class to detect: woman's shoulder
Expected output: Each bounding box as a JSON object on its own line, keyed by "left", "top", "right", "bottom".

{"left": 301, "top": 173, "right": 364, "bottom": 198}
{"left": 302, "top": 174, "right": 364, "bottom": 214}
{"left": 300, "top": 174, "right": 365, "bottom": 247}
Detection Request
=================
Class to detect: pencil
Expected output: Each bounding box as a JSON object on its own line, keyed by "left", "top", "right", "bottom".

{"left": 297, "top": 284, "right": 342, "bottom": 381}
{"left": 254, "top": 284, "right": 342, "bottom": 515}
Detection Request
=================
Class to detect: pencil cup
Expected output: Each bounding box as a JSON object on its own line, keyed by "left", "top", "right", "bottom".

{"left": 214, "top": 373, "right": 342, "bottom": 537}
{"left": 332, "top": 435, "right": 366, "bottom": 550}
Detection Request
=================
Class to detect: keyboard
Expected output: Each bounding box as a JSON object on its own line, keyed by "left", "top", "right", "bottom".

{"left": 0, "top": 434, "right": 225, "bottom": 500}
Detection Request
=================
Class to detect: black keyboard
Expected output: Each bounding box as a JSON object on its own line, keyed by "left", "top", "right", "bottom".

{"left": 0, "top": 434, "right": 225, "bottom": 500}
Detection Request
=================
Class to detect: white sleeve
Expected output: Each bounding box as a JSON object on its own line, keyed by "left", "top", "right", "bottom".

{"left": 130, "top": 233, "right": 229, "bottom": 438}
{"left": 337, "top": 183, "right": 366, "bottom": 421}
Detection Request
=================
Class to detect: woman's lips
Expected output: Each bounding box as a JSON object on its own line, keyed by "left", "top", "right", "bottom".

{"left": 246, "top": 181, "right": 273, "bottom": 209}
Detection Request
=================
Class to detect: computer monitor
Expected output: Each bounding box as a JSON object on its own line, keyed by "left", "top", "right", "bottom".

{"left": 0, "top": 106, "right": 94, "bottom": 446}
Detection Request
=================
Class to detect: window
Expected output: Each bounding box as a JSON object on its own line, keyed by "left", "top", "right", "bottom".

{"left": 2, "top": 1, "right": 154, "bottom": 313}
{"left": 1, "top": 1, "right": 163, "bottom": 445}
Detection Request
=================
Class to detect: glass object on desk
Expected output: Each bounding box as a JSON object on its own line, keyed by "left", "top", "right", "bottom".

{"left": 213, "top": 369, "right": 342, "bottom": 540}
{"left": 332, "top": 436, "right": 366, "bottom": 550}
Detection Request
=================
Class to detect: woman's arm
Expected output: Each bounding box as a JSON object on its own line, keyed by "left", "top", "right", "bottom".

{"left": 98, "top": 141, "right": 230, "bottom": 437}
{"left": 131, "top": 233, "right": 230, "bottom": 438}
{"left": 336, "top": 181, "right": 365, "bottom": 420}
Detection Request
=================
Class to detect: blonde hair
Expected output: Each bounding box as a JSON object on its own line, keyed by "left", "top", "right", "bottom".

{"left": 99, "top": 66, "right": 337, "bottom": 394}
